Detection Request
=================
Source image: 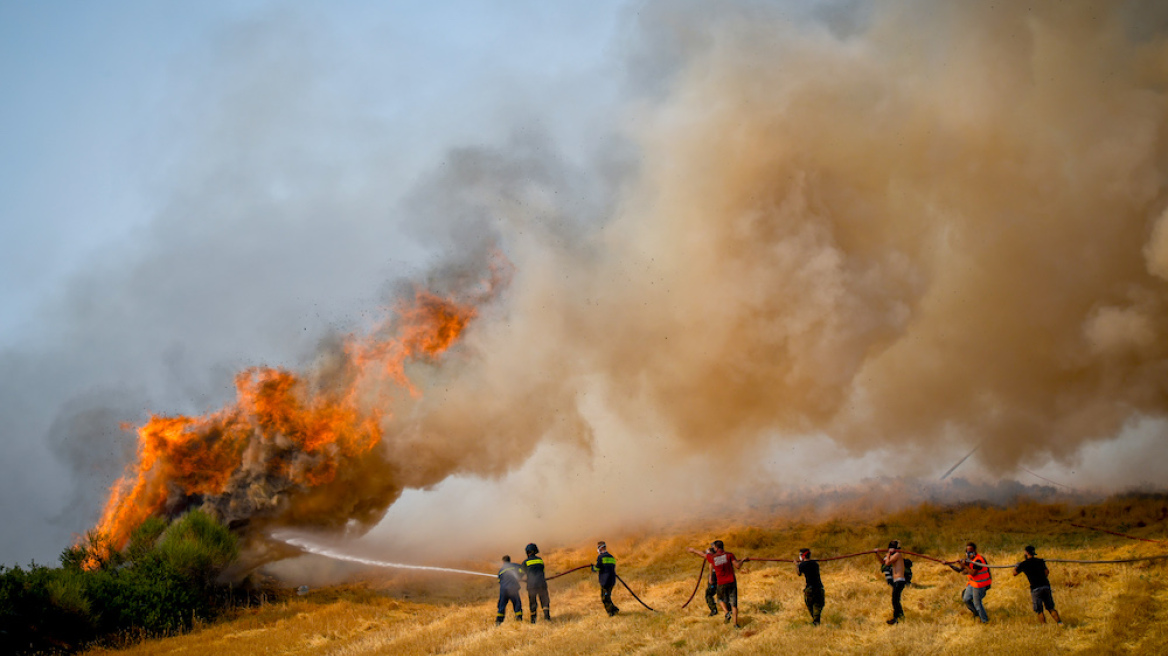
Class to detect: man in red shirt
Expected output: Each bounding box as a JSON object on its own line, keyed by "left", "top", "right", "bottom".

{"left": 687, "top": 540, "right": 745, "bottom": 627}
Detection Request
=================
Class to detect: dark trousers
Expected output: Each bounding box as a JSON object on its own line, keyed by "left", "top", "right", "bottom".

{"left": 891, "top": 580, "right": 906, "bottom": 619}
{"left": 497, "top": 587, "right": 522, "bottom": 623}
{"left": 705, "top": 582, "right": 718, "bottom": 613}
{"left": 804, "top": 586, "right": 825, "bottom": 624}
{"left": 600, "top": 583, "right": 619, "bottom": 615}
{"left": 528, "top": 584, "right": 550, "bottom": 619}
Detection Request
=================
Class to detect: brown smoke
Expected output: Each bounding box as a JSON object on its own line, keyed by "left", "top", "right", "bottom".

{"left": 407, "top": 0, "right": 1168, "bottom": 486}
{"left": 87, "top": 1, "right": 1168, "bottom": 568}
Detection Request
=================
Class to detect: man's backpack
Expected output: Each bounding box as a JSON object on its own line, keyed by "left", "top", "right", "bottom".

{"left": 882, "top": 558, "right": 913, "bottom": 585}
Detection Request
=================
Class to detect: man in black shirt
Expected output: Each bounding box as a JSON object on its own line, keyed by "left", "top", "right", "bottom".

{"left": 1013, "top": 545, "right": 1062, "bottom": 625}
{"left": 797, "top": 548, "right": 825, "bottom": 626}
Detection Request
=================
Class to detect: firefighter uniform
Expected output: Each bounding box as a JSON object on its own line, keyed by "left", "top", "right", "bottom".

{"left": 496, "top": 560, "right": 524, "bottom": 624}
{"left": 524, "top": 553, "right": 551, "bottom": 622}
{"left": 593, "top": 548, "right": 620, "bottom": 616}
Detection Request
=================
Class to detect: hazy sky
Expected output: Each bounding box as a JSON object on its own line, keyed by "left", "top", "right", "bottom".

{"left": 0, "top": 0, "right": 627, "bottom": 564}
{"left": 0, "top": 0, "right": 623, "bottom": 343}
{"left": 3, "top": 1, "right": 1166, "bottom": 568}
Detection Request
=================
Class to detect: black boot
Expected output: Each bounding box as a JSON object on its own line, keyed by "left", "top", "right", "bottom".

{"left": 544, "top": 610, "right": 551, "bottom": 621}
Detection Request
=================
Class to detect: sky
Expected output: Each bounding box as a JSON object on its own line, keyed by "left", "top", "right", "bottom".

{"left": 2, "top": 1, "right": 1167, "bottom": 568}
{"left": 0, "top": 0, "right": 628, "bottom": 564}
{"left": 0, "top": 0, "right": 624, "bottom": 342}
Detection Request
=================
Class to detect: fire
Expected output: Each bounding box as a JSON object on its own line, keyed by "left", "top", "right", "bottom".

{"left": 83, "top": 288, "right": 480, "bottom": 568}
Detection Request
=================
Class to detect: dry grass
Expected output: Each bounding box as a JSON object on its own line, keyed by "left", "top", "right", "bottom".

{"left": 84, "top": 496, "right": 1168, "bottom": 656}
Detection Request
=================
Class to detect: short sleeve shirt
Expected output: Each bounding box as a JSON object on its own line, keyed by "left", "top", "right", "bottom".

{"left": 1015, "top": 557, "right": 1050, "bottom": 589}
{"left": 706, "top": 551, "right": 737, "bottom": 585}
{"left": 797, "top": 560, "right": 823, "bottom": 589}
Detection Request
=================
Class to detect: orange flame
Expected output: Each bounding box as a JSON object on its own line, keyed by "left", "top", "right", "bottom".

{"left": 83, "top": 288, "right": 480, "bottom": 568}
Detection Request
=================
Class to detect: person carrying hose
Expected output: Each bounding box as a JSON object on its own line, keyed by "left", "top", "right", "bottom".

{"left": 593, "top": 541, "right": 620, "bottom": 616}
{"left": 1013, "top": 545, "right": 1062, "bottom": 626}
{"left": 495, "top": 555, "right": 524, "bottom": 625}
{"left": 797, "top": 548, "right": 825, "bottom": 626}
{"left": 702, "top": 547, "right": 719, "bottom": 616}
{"left": 948, "top": 541, "right": 992, "bottom": 623}
{"left": 523, "top": 543, "right": 551, "bottom": 623}
{"left": 874, "top": 539, "right": 907, "bottom": 625}
{"left": 687, "top": 540, "right": 744, "bottom": 628}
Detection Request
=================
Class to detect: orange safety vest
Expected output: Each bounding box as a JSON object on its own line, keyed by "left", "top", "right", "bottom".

{"left": 966, "top": 554, "right": 992, "bottom": 588}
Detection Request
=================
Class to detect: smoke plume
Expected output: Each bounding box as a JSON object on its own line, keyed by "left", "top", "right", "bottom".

{"left": 6, "top": 1, "right": 1168, "bottom": 567}
{"left": 376, "top": 0, "right": 1168, "bottom": 533}
{"left": 473, "top": 0, "right": 1168, "bottom": 472}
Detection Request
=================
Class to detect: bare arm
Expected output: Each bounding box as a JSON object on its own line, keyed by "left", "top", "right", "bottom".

{"left": 686, "top": 547, "right": 706, "bottom": 557}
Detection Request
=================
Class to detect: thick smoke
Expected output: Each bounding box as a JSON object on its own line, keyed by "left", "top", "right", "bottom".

{"left": 352, "top": 0, "right": 1168, "bottom": 556}
{"left": 5, "top": 1, "right": 1168, "bottom": 567}
{"left": 424, "top": 0, "right": 1168, "bottom": 476}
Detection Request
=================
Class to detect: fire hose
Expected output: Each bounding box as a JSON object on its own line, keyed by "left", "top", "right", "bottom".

{"left": 1064, "top": 521, "right": 1164, "bottom": 544}
{"left": 742, "top": 548, "right": 1168, "bottom": 569}
{"left": 544, "top": 563, "right": 657, "bottom": 611}
{"left": 617, "top": 574, "right": 657, "bottom": 611}
{"left": 745, "top": 548, "right": 952, "bottom": 565}
{"left": 680, "top": 559, "right": 708, "bottom": 608}
{"left": 948, "top": 553, "right": 1168, "bottom": 568}
{"left": 546, "top": 564, "right": 593, "bottom": 581}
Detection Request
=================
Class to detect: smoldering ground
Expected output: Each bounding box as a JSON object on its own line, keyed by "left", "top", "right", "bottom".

{"left": 3, "top": 0, "right": 1168, "bottom": 567}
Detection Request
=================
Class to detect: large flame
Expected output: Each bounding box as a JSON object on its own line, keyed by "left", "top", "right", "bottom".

{"left": 85, "top": 287, "right": 481, "bottom": 567}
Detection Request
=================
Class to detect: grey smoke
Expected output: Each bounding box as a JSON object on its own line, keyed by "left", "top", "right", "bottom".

{"left": 5, "top": 1, "right": 1168, "bottom": 568}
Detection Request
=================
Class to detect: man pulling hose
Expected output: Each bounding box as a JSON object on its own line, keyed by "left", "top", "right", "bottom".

{"left": 523, "top": 543, "right": 551, "bottom": 623}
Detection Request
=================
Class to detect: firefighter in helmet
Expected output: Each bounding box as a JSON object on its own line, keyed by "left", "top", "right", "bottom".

{"left": 523, "top": 543, "right": 551, "bottom": 623}
{"left": 592, "top": 541, "right": 619, "bottom": 616}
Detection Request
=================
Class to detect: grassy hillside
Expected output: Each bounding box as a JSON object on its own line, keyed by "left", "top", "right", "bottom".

{"left": 85, "top": 495, "right": 1168, "bottom": 656}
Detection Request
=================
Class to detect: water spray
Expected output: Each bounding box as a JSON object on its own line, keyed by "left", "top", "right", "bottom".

{"left": 275, "top": 533, "right": 495, "bottom": 578}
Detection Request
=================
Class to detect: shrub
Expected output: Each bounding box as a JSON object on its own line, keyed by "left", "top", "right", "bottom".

{"left": 0, "top": 510, "right": 239, "bottom": 654}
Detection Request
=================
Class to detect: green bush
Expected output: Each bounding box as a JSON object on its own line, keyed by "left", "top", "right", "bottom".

{"left": 156, "top": 510, "right": 238, "bottom": 582}
{"left": 0, "top": 510, "right": 239, "bottom": 654}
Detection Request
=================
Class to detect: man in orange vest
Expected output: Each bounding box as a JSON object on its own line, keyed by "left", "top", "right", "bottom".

{"left": 948, "top": 541, "right": 992, "bottom": 623}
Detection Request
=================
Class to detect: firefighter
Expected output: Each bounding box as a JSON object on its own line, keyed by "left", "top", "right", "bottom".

{"left": 592, "top": 541, "right": 620, "bottom": 616}
{"left": 523, "top": 543, "right": 551, "bottom": 623}
{"left": 496, "top": 555, "right": 524, "bottom": 625}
